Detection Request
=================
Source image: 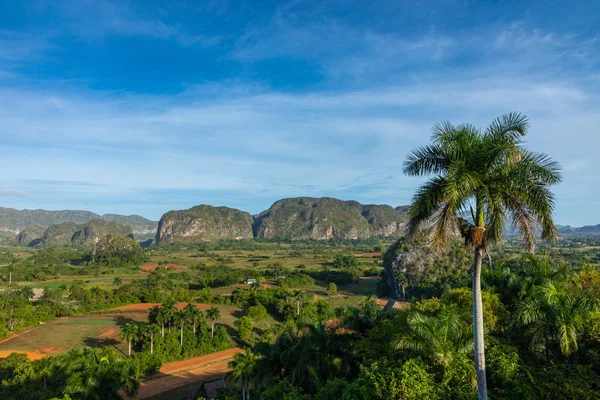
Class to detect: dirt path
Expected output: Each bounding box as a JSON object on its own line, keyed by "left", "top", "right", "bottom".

{"left": 0, "top": 350, "right": 47, "bottom": 360}
{"left": 135, "top": 348, "right": 242, "bottom": 399}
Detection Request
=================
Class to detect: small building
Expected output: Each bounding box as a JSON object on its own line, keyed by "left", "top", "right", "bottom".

{"left": 245, "top": 278, "right": 258, "bottom": 285}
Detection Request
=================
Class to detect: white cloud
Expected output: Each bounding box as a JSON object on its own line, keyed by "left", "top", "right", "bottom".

{"left": 0, "top": 189, "right": 29, "bottom": 197}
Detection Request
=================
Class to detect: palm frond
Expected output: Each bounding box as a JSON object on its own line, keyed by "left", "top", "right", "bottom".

{"left": 403, "top": 144, "right": 449, "bottom": 176}
{"left": 406, "top": 176, "right": 447, "bottom": 236}
{"left": 484, "top": 111, "right": 529, "bottom": 142}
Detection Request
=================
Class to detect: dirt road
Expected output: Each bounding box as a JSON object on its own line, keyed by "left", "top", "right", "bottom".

{"left": 135, "top": 348, "right": 242, "bottom": 399}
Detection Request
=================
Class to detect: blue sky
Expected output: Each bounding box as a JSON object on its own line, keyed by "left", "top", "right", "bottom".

{"left": 0, "top": 0, "right": 599, "bottom": 225}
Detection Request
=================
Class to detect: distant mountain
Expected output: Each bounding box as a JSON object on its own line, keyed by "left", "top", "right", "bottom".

{"left": 156, "top": 205, "right": 254, "bottom": 245}
{"left": 558, "top": 224, "right": 600, "bottom": 234}
{"left": 42, "top": 219, "right": 133, "bottom": 247}
{"left": 155, "top": 197, "right": 409, "bottom": 244}
{"left": 0, "top": 208, "right": 98, "bottom": 234}
{"left": 253, "top": 197, "right": 408, "bottom": 241}
{"left": 0, "top": 207, "right": 157, "bottom": 235}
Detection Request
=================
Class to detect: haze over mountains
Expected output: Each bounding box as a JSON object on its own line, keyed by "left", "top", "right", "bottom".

{"left": 2, "top": 197, "right": 599, "bottom": 247}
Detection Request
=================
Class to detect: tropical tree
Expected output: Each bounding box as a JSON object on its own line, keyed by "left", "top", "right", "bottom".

{"left": 34, "top": 357, "right": 55, "bottom": 390}
{"left": 395, "top": 304, "right": 473, "bottom": 367}
{"left": 141, "top": 323, "right": 160, "bottom": 355}
{"left": 280, "top": 323, "right": 350, "bottom": 392}
{"left": 206, "top": 306, "right": 221, "bottom": 338}
{"left": 403, "top": 112, "right": 561, "bottom": 399}
{"left": 228, "top": 348, "right": 260, "bottom": 400}
{"left": 174, "top": 309, "right": 186, "bottom": 347}
{"left": 61, "top": 347, "right": 140, "bottom": 399}
{"left": 156, "top": 307, "right": 170, "bottom": 338}
{"left": 112, "top": 277, "right": 123, "bottom": 286}
{"left": 515, "top": 280, "right": 599, "bottom": 358}
{"left": 184, "top": 303, "right": 203, "bottom": 335}
{"left": 120, "top": 323, "right": 139, "bottom": 356}
{"left": 148, "top": 305, "right": 160, "bottom": 324}
{"left": 161, "top": 299, "right": 177, "bottom": 331}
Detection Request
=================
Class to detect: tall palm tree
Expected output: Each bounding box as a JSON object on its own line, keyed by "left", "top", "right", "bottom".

{"left": 141, "top": 323, "right": 160, "bottom": 355}
{"left": 161, "top": 299, "right": 178, "bottom": 331}
{"left": 403, "top": 112, "right": 561, "bottom": 399}
{"left": 156, "top": 307, "right": 170, "bottom": 338}
{"left": 206, "top": 306, "right": 221, "bottom": 338}
{"left": 148, "top": 305, "right": 161, "bottom": 324}
{"left": 174, "top": 309, "right": 186, "bottom": 347}
{"left": 184, "top": 303, "right": 203, "bottom": 335}
{"left": 228, "top": 348, "right": 260, "bottom": 400}
{"left": 120, "top": 323, "right": 139, "bottom": 356}
{"left": 396, "top": 304, "right": 473, "bottom": 367}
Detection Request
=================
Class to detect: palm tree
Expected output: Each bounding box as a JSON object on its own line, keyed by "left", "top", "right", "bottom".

{"left": 148, "top": 305, "right": 160, "bottom": 324}
{"left": 228, "top": 348, "right": 260, "bottom": 400}
{"left": 161, "top": 299, "right": 178, "bottom": 331}
{"left": 141, "top": 323, "right": 160, "bottom": 355}
{"left": 516, "top": 280, "right": 599, "bottom": 358}
{"left": 184, "top": 303, "right": 203, "bottom": 335}
{"left": 113, "top": 277, "right": 123, "bottom": 286}
{"left": 156, "top": 307, "right": 170, "bottom": 338}
{"left": 34, "top": 357, "right": 55, "bottom": 390}
{"left": 120, "top": 323, "right": 139, "bottom": 356}
{"left": 174, "top": 309, "right": 186, "bottom": 347}
{"left": 62, "top": 347, "right": 140, "bottom": 399}
{"left": 206, "top": 306, "right": 221, "bottom": 338}
{"left": 403, "top": 112, "right": 561, "bottom": 399}
{"left": 396, "top": 304, "right": 473, "bottom": 367}
{"left": 278, "top": 323, "right": 350, "bottom": 391}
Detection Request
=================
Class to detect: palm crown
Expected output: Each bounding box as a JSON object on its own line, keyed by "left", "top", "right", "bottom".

{"left": 403, "top": 112, "right": 562, "bottom": 252}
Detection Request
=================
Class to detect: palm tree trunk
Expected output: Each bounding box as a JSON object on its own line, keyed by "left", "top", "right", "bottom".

{"left": 180, "top": 324, "right": 183, "bottom": 346}
{"left": 193, "top": 322, "right": 196, "bottom": 335}
{"left": 473, "top": 246, "right": 488, "bottom": 400}
{"left": 211, "top": 322, "right": 215, "bottom": 338}
{"left": 162, "top": 323, "right": 165, "bottom": 337}
{"left": 151, "top": 336, "right": 154, "bottom": 355}
{"left": 128, "top": 340, "right": 132, "bottom": 356}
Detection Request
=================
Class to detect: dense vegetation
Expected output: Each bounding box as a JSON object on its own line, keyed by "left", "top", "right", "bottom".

{"left": 0, "top": 209, "right": 599, "bottom": 399}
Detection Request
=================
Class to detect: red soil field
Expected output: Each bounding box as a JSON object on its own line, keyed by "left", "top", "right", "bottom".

{"left": 139, "top": 262, "right": 181, "bottom": 272}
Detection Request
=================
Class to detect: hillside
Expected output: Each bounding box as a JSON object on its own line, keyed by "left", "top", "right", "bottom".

{"left": 156, "top": 205, "right": 254, "bottom": 244}
{"left": 42, "top": 219, "right": 133, "bottom": 247}
{"left": 0, "top": 208, "right": 157, "bottom": 239}
{"left": 254, "top": 197, "right": 408, "bottom": 241}
{"left": 0, "top": 208, "right": 99, "bottom": 234}
{"left": 16, "top": 224, "right": 46, "bottom": 247}
{"left": 558, "top": 224, "right": 600, "bottom": 234}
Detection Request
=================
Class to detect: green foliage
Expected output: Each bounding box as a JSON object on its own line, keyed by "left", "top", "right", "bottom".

{"left": 246, "top": 304, "right": 268, "bottom": 320}
{"left": 327, "top": 282, "right": 337, "bottom": 295}
{"left": 235, "top": 316, "right": 254, "bottom": 346}
{"left": 93, "top": 234, "right": 147, "bottom": 266}
{"left": 0, "top": 347, "right": 146, "bottom": 400}
{"left": 332, "top": 253, "right": 359, "bottom": 269}
{"left": 348, "top": 359, "right": 439, "bottom": 400}
{"left": 279, "top": 273, "right": 315, "bottom": 288}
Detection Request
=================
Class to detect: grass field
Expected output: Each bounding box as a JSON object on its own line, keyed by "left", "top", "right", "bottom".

{"left": 0, "top": 304, "right": 249, "bottom": 358}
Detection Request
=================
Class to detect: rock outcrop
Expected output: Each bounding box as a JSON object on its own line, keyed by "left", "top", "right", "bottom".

{"left": 156, "top": 205, "right": 254, "bottom": 244}
{"left": 253, "top": 197, "right": 408, "bottom": 241}
{"left": 42, "top": 219, "right": 133, "bottom": 247}
{"left": 16, "top": 225, "right": 46, "bottom": 247}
